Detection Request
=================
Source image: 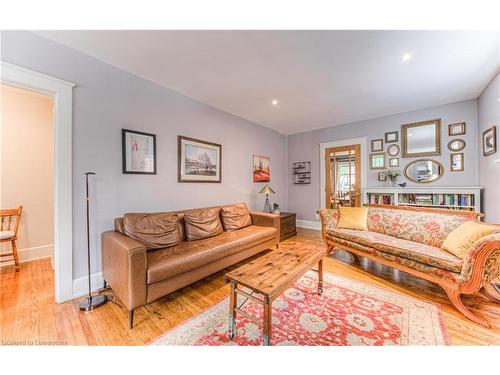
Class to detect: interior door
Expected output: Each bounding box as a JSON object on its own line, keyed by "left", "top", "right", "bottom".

{"left": 325, "top": 144, "right": 361, "bottom": 208}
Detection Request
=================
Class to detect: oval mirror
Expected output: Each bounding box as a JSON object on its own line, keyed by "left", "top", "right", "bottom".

{"left": 387, "top": 144, "right": 400, "bottom": 156}
{"left": 447, "top": 139, "right": 465, "bottom": 152}
{"left": 404, "top": 159, "right": 444, "bottom": 183}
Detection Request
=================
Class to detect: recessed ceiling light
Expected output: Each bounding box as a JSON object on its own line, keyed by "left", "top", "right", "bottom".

{"left": 271, "top": 99, "right": 278, "bottom": 106}
{"left": 401, "top": 53, "right": 412, "bottom": 62}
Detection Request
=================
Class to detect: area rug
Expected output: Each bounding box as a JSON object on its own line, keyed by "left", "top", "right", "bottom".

{"left": 150, "top": 271, "right": 450, "bottom": 345}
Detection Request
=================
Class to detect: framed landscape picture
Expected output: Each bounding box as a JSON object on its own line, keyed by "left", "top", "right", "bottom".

{"left": 178, "top": 136, "right": 222, "bottom": 182}
{"left": 122, "top": 129, "right": 157, "bottom": 174}
{"left": 253, "top": 154, "right": 271, "bottom": 182}
{"left": 482, "top": 126, "right": 497, "bottom": 157}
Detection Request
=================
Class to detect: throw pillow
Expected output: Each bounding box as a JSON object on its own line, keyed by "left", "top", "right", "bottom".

{"left": 221, "top": 204, "right": 252, "bottom": 231}
{"left": 337, "top": 206, "right": 368, "bottom": 231}
{"left": 123, "top": 212, "right": 182, "bottom": 250}
{"left": 183, "top": 207, "right": 224, "bottom": 241}
{"left": 442, "top": 221, "right": 498, "bottom": 259}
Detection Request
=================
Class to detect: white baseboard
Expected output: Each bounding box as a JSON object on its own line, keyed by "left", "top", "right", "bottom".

{"left": 296, "top": 219, "right": 321, "bottom": 230}
{"left": 72, "top": 271, "right": 104, "bottom": 299}
{"left": 0, "top": 244, "right": 53, "bottom": 267}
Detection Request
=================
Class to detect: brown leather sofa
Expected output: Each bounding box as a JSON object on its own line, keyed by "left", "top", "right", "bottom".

{"left": 101, "top": 203, "right": 279, "bottom": 328}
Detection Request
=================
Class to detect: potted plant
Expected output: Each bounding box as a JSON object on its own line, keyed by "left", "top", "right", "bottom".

{"left": 383, "top": 169, "right": 401, "bottom": 186}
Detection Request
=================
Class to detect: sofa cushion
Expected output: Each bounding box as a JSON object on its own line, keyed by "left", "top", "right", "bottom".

{"left": 123, "top": 212, "right": 182, "bottom": 250}
{"left": 442, "top": 221, "right": 498, "bottom": 260}
{"left": 328, "top": 228, "right": 463, "bottom": 272}
{"left": 183, "top": 207, "right": 223, "bottom": 241}
{"left": 147, "top": 225, "right": 277, "bottom": 284}
{"left": 337, "top": 206, "right": 368, "bottom": 230}
{"left": 367, "top": 207, "right": 472, "bottom": 247}
{"left": 220, "top": 204, "right": 252, "bottom": 231}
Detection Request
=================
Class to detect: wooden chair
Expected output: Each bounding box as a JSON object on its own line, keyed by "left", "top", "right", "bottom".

{"left": 1, "top": 206, "right": 23, "bottom": 272}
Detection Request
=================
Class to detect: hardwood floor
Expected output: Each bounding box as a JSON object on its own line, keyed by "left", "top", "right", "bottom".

{"left": 1, "top": 228, "right": 499, "bottom": 345}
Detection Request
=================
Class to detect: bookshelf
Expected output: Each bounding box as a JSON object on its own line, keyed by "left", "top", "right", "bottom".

{"left": 363, "top": 186, "right": 482, "bottom": 213}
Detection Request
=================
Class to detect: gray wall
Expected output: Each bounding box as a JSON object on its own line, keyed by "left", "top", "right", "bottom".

{"left": 287, "top": 100, "right": 479, "bottom": 222}
{"left": 1, "top": 31, "right": 288, "bottom": 279}
{"left": 478, "top": 72, "right": 500, "bottom": 223}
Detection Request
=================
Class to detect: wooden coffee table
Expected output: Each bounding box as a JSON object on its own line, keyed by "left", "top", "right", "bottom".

{"left": 225, "top": 245, "right": 327, "bottom": 346}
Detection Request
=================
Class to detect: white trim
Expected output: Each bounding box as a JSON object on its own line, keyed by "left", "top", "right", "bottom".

{"left": 319, "top": 137, "right": 367, "bottom": 209}
{"left": 0, "top": 244, "right": 53, "bottom": 267}
{"left": 1, "top": 61, "right": 75, "bottom": 303}
{"left": 296, "top": 219, "right": 321, "bottom": 230}
{"left": 72, "top": 271, "right": 105, "bottom": 299}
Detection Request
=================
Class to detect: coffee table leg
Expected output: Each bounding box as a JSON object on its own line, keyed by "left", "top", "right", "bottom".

{"left": 318, "top": 259, "right": 324, "bottom": 295}
{"left": 228, "top": 281, "right": 237, "bottom": 339}
{"left": 263, "top": 296, "right": 271, "bottom": 346}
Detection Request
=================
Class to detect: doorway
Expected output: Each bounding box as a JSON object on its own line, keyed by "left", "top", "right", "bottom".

{"left": 1, "top": 84, "right": 55, "bottom": 272}
{"left": 325, "top": 144, "right": 361, "bottom": 208}
{"left": 1, "top": 61, "right": 75, "bottom": 302}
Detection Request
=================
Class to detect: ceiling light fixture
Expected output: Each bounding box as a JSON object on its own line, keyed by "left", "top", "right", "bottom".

{"left": 271, "top": 99, "right": 278, "bottom": 106}
{"left": 401, "top": 53, "right": 412, "bottom": 62}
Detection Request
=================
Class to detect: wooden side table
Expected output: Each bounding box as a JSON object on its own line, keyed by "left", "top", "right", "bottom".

{"left": 279, "top": 212, "right": 297, "bottom": 241}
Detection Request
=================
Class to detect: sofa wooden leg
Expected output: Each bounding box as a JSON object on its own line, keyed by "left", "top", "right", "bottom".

{"left": 479, "top": 283, "right": 500, "bottom": 304}
{"left": 129, "top": 310, "right": 134, "bottom": 329}
{"left": 443, "top": 287, "right": 490, "bottom": 328}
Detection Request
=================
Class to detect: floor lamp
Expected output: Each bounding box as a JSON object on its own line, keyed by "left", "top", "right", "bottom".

{"left": 79, "top": 172, "right": 108, "bottom": 311}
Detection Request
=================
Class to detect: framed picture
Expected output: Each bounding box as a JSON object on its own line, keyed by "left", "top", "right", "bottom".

{"left": 122, "top": 129, "right": 157, "bottom": 174}
{"left": 253, "top": 154, "right": 271, "bottom": 182}
{"left": 387, "top": 144, "right": 400, "bottom": 156}
{"left": 483, "top": 126, "right": 497, "bottom": 157}
{"left": 370, "top": 152, "right": 385, "bottom": 169}
{"left": 449, "top": 122, "right": 466, "bottom": 136}
{"left": 178, "top": 136, "right": 222, "bottom": 182}
{"left": 389, "top": 157, "right": 399, "bottom": 167}
{"left": 371, "top": 139, "right": 383, "bottom": 152}
{"left": 378, "top": 172, "right": 386, "bottom": 181}
{"left": 385, "top": 131, "right": 398, "bottom": 143}
{"left": 450, "top": 153, "right": 464, "bottom": 172}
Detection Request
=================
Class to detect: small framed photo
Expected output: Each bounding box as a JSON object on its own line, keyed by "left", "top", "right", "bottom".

{"left": 482, "top": 125, "right": 497, "bottom": 156}
{"left": 389, "top": 157, "right": 399, "bottom": 167}
{"left": 122, "top": 129, "right": 157, "bottom": 174}
{"left": 378, "top": 172, "right": 386, "bottom": 181}
{"left": 385, "top": 131, "right": 398, "bottom": 143}
{"left": 448, "top": 122, "right": 466, "bottom": 136}
{"left": 370, "top": 152, "right": 385, "bottom": 169}
{"left": 371, "top": 139, "right": 384, "bottom": 152}
{"left": 450, "top": 153, "right": 464, "bottom": 172}
{"left": 178, "top": 136, "right": 222, "bottom": 182}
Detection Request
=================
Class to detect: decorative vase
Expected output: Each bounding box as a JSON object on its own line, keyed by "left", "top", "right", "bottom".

{"left": 390, "top": 179, "right": 397, "bottom": 187}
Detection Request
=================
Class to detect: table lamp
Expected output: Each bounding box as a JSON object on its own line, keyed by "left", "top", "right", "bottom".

{"left": 259, "top": 184, "right": 275, "bottom": 213}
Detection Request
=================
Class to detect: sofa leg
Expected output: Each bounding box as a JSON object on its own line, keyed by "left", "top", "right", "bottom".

{"left": 276, "top": 243, "right": 279, "bottom": 249}
{"left": 443, "top": 287, "right": 490, "bottom": 328}
{"left": 129, "top": 310, "right": 134, "bottom": 329}
{"left": 103, "top": 279, "right": 107, "bottom": 289}
{"left": 479, "top": 283, "right": 500, "bottom": 304}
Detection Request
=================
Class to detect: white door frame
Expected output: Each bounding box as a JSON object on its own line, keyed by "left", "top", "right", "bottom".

{"left": 1, "top": 61, "right": 75, "bottom": 303}
{"left": 319, "top": 137, "right": 367, "bottom": 209}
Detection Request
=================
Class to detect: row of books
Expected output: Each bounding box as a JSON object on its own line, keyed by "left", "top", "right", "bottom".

{"left": 367, "top": 194, "right": 393, "bottom": 205}
{"left": 399, "top": 193, "right": 475, "bottom": 207}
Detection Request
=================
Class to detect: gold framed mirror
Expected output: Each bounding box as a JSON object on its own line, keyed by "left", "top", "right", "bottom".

{"left": 402, "top": 119, "right": 441, "bottom": 157}
{"left": 404, "top": 159, "right": 444, "bottom": 183}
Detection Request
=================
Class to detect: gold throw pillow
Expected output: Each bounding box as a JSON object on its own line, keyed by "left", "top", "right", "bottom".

{"left": 337, "top": 206, "right": 368, "bottom": 231}
{"left": 442, "top": 221, "right": 497, "bottom": 259}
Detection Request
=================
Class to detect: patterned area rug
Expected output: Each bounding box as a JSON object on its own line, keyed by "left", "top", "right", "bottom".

{"left": 150, "top": 271, "right": 450, "bottom": 345}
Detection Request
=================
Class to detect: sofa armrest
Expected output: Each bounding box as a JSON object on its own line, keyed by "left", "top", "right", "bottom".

{"left": 460, "top": 232, "right": 500, "bottom": 292}
{"left": 318, "top": 208, "right": 339, "bottom": 241}
{"left": 250, "top": 211, "right": 280, "bottom": 244}
{"left": 101, "top": 230, "right": 147, "bottom": 310}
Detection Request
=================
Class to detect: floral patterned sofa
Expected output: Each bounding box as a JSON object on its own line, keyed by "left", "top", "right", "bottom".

{"left": 319, "top": 205, "right": 500, "bottom": 327}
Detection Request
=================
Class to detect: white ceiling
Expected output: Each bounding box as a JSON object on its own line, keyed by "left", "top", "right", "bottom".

{"left": 37, "top": 30, "right": 499, "bottom": 135}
